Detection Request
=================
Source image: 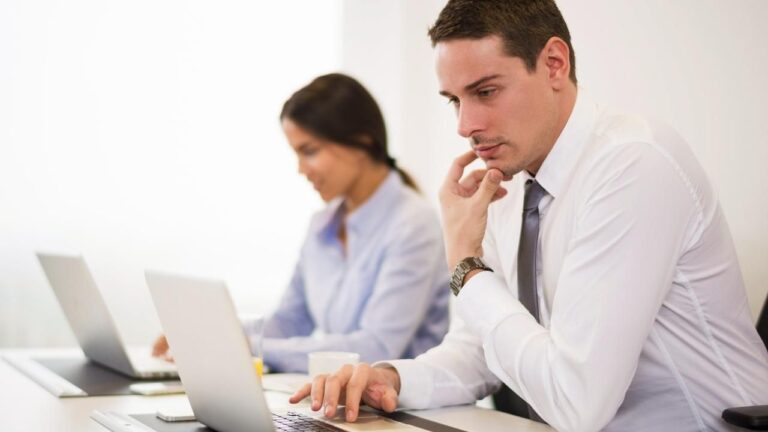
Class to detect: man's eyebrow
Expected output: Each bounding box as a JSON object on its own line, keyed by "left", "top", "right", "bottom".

{"left": 439, "top": 74, "right": 502, "bottom": 98}
{"left": 465, "top": 74, "right": 502, "bottom": 92}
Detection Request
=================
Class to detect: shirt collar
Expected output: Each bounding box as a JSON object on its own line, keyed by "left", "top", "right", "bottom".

{"left": 316, "top": 170, "right": 403, "bottom": 242}
{"left": 315, "top": 197, "right": 344, "bottom": 243}
{"left": 533, "top": 87, "right": 599, "bottom": 199}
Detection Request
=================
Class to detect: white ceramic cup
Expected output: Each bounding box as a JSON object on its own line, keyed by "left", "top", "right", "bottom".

{"left": 308, "top": 351, "right": 360, "bottom": 377}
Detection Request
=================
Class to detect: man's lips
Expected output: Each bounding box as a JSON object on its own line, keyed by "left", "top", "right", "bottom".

{"left": 474, "top": 143, "right": 502, "bottom": 159}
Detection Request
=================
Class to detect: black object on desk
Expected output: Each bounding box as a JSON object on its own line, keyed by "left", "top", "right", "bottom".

{"left": 721, "top": 296, "right": 768, "bottom": 430}
{"left": 722, "top": 405, "right": 768, "bottom": 430}
{"left": 379, "top": 411, "right": 467, "bottom": 432}
{"left": 34, "top": 357, "right": 173, "bottom": 396}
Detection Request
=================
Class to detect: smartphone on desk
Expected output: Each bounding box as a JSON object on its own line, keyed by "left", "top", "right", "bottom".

{"left": 156, "top": 408, "right": 196, "bottom": 422}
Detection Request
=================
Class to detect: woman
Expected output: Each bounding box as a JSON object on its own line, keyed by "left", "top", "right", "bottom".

{"left": 155, "top": 73, "right": 449, "bottom": 372}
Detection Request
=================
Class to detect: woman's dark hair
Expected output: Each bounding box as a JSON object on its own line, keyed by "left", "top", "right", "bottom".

{"left": 280, "top": 73, "right": 418, "bottom": 191}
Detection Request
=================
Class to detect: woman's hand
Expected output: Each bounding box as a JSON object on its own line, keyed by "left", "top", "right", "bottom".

{"left": 151, "top": 334, "right": 174, "bottom": 362}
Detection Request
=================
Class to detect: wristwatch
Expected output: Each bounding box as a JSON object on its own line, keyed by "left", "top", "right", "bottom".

{"left": 450, "top": 257, "right": 492, "bottom": 296}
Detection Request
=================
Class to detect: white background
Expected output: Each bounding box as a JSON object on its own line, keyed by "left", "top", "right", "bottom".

{"left": 1, "top": 0, "right": 766, "bottom": 348}
{"left": 0, "top": 0, "right": 340, "bottom": 346}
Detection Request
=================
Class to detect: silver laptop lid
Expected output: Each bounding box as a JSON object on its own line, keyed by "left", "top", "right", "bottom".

{"left": 145, "top": 271, "right": 275, "bottom": 432}
{"left": 36, "top": 252, "right": 136, "bottom": 377}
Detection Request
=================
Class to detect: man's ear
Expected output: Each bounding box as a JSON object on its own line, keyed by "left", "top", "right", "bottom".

{"left": 540, "top": 36, "right": 571, "bottom": 90}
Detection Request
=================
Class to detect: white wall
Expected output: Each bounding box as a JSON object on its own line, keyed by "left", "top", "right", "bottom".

{"left": 0, "top": 0, "right": 342, "bottom": 346}
{"left": 341, "top": 0, "right": 465, "bottom": 203}
{"left": 2, "top": 0, "right": 767, "bottom": 349}
{"left": 342, "top": 0, "right": 768, "bottom": 321}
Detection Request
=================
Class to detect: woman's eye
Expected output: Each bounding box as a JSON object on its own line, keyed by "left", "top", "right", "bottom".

{"left": 447, "top": 97, "right": 459, "bottom": 108}
{"left": 302, "top": 147, "right": 318, "bottom": 156}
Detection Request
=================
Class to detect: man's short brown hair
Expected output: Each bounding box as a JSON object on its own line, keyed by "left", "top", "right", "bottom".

{"left": 428, "top": 0, "right": 577, "bottom": 83}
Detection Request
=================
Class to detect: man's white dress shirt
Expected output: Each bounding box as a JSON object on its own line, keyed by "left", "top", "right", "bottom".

{"left": 383, "top": 90, "right": 768, "bottom": 431}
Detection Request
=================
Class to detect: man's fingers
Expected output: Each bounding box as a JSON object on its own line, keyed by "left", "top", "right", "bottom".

{"left": 490, "top": 186, "right": 508, "bottom": 203}
{"left": 310, "top": 375, "right": 327, "bottom": 411}
{"left": 458, "top": 169, "right": 487, "bottom": 195}
{"left": 323, "top": 364, "right": 354, "bottom": 418}
{"left": 475, "top": 169, "right": 503, "bottom": 206}
{"left": 379, "top": 386, "right": 399, "bottom": 413}
{"left": 443, "top": 151, "right": 478, "bottom": 186}
{"left": 289, "top": 383, "right": 312, "bottom": 404}
{"left": 343, "top": 364, "right": 372, "bottom": 422}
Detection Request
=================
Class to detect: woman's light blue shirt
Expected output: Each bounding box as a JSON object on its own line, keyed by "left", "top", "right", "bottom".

{"left": 259, "top": 171, "right": 450, "bottom": 373}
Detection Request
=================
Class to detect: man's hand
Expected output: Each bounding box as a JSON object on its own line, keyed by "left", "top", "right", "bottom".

{"left": 289, "top": 363, "right": 400, "bottom": 422}
{"left": 440, "top": 150, "right": 507, "bottom": 270}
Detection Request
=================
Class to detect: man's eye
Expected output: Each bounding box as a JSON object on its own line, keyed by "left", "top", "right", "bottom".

{"left": 478, "top": 88, "right": 496, "bottom": 98}
{"left": 447, "top": 97, "right": 460, "bottom": 107}
{"left": 302, "top": 148, "right": 318, "bottom": 156}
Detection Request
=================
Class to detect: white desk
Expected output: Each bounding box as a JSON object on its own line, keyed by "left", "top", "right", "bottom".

{"left": 1, "top": 349, "right": 552, "bottom": 432}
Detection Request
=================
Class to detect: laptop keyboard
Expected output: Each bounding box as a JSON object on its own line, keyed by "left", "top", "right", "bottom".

{"left": 272, "top": 411, "right": 345, "bottom": 431}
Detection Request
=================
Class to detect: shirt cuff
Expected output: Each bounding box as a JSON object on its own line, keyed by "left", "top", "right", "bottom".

{"left": 455, "top": 270, "right": 530, "bottom": 338}
{"left": 373, "top": 359, "right": 433, "bottom": 410}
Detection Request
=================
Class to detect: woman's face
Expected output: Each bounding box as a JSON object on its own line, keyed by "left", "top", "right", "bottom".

{"left": 282, "top": 118, "right": 366, "bottom": 202}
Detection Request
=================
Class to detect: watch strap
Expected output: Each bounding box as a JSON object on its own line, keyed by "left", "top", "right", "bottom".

{"left": 450, "top": 256, "right": 492, "bottom": 296}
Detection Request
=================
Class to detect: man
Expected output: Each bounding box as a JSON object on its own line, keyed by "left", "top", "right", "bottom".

{"left": 289, "top": 1, "right": 768, "bottom": 430}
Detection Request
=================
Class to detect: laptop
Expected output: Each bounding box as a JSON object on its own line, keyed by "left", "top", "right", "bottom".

{"left": 90, "top": 271, "right": 432, "bottom": 431}
{"left": 36, "top": 253, "right": 177, "bottom": 379}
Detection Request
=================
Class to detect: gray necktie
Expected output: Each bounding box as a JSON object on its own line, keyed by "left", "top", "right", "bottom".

{"left": 517, "top": 179, "right": 547, "bottom": 321}
{"left": 517, "top": 179, "right": 548, "bottom": 422}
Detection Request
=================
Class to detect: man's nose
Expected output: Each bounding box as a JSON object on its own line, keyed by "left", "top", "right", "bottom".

{"left": 456, "top": 103, "right": 483, "bottom": 139}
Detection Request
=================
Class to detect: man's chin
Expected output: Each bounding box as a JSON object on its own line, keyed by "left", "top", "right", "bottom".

{"left": 483, "top": 161, "right": 518, "bottom": 181}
